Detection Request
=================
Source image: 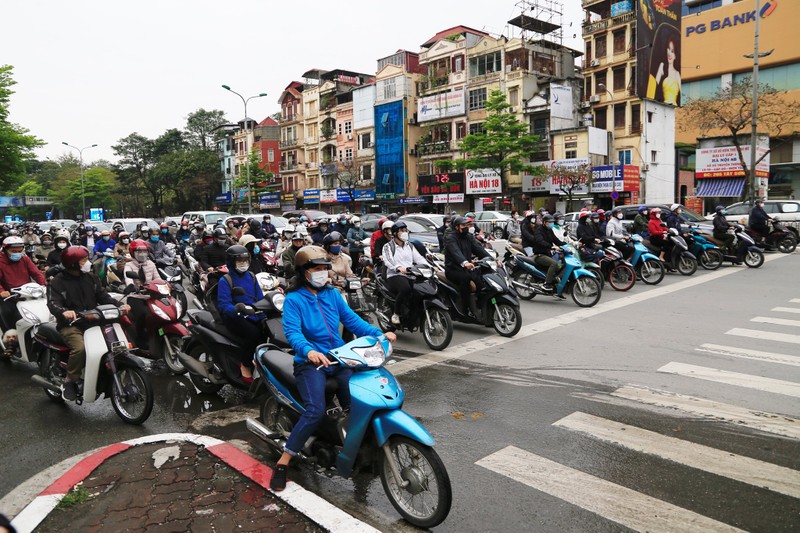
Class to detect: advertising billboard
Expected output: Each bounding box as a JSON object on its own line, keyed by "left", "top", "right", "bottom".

{"left": 549, "top": 84, "right": 574, "bottom": 121}
{"left": 466, "top": 169, "right": 502, "bottom": 195}
{"left": 696, "top": 145, "right": 770, "bottom": 178}
{"left": 637, "top": 0, "right": 682, "bottom": 106}
{"left": 417, "top": 89, "right": 466, "bottom": 122}
{"left": 417, "top": 172, "right": 465, "bottom": 196}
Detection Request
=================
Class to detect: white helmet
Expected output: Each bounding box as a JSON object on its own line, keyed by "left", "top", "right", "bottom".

{"left": 350, "top": 216, "right": 361, "bottom": 223}
{"left": 670, "top": 203, "right": 681, "bottom": 212}
{"left": 295, "top": 225, "right": 308, "bottom": 236}
{"left": 3, "top": 236, "right": 24, "bottom": 247}
{"left": 382, "top": 220, "right": 395, "bottom": 231}
{"left": 282, "top": 224, "right": 295, "bottom": 234}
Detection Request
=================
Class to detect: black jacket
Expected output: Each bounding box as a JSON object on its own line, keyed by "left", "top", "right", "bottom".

{"left": 198, "top": 243, "right": 227, "bottom": 270}
{"left": 532, "top": 225, "right": 565, "bottom": 255}
{"left": 576, "top": 220, "right": 600, "bottom": 245}
{"left": 46, "top": 248, "right": 64, "bottom": 267}
{"left": 48, "top": 271, "right": 119, "bottom": 328}
{"left": 713, "top": 214, "right": 732, "bottom": 235}
{"left": 749, "top": 205, "right": 771, "bottom": 229}
{"left": 520, "top": 218, "right": 537, "bottom": 249}
{"left": 436, "top": 224, "right": 447, "bottom": 250}
{"left": 444, "top": 229, "right": 490, "bottom": 272}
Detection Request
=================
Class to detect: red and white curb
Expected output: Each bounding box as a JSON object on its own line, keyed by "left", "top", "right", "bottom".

{"left": 11, "top": 433, "right": 379, "bottom": 533}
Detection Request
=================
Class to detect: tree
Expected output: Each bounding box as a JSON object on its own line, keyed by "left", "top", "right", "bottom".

{"left": 0, "top": 65, "right": 43, "bottom": 190}
{"left": 681, "top": 78, "right": 800, "bottom": 201}
{"left": 153, "top": 148, "right": 221, "bottom": 212}
{"left": 336, "top": 157, "right": 363, "bottom": 212}
{"left": 50, "top": 166, "right": 116, "bottom": 218}
{"left": 185, "top": 109, "right": 227, "bottom": 151}
{"left": 544, "top": 163, "right": 593, "bottom": 212}
{"left": 438, "top": 90, "right": 544, "bottom": 209}
{"left": 113, "top": 133, "right": 165, "bottom": 216}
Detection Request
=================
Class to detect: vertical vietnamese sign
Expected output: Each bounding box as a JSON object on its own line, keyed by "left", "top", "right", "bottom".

{"left": 637, "top": 0, "right": 682, "bottom": 106}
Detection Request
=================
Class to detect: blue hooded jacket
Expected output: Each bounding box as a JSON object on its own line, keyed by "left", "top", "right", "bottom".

{"left": 283, "top": 284, "right": 382, "bottom": 365}
{"left": 217, "top": 270, "right": 264, "bottom": 322}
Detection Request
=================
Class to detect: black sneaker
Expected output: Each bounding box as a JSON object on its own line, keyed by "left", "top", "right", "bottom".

{"left": 61, "top": 381, "right": 78, "bottom": 402}
{"left": 270, "top": 464, "right": 287, "bottom": 491}
{"left": 541, "top": 283, "right": 554, "bottom": 293}
{"left": 553, "top": 292, "right": 567, "bottom": 300}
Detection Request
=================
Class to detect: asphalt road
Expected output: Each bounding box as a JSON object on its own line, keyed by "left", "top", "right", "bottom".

{"left": 1, "top": 252, "right": 798, "bottom": 531}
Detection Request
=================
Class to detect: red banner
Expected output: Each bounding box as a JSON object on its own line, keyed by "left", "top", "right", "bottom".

{"left": 623, "top": 166, "right": 641, "bottom": 193}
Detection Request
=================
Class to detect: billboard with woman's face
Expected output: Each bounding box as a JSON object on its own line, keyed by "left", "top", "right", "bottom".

{"left": 637, "top": 0, "right": 682, "bottom": 106}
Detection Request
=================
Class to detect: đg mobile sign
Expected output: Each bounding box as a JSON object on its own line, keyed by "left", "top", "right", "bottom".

{"left": 685, "top": 0, "right": 778, "bottom": 37}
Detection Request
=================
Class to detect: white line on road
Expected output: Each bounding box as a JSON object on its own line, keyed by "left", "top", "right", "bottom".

{"left": 791, "top": 299, "right": 800, "bottom": 304}
{"left": 609, "top": 385, "right": 800, "bottom": 440}
{"left": 392, "top": 253, "right": 790, "bottom": 376}
{"left": 475, "top": 446, "right": 744, "bottom": 533}
{"left": 772, "top": 306, "right": 800, "bottom": 314}
{"left": 696, "top": 343, "right": 800, "bottom": 367}
{"left": 726, "top": 327, "right": 800, "bottom": 345}
{"left": 658, "top": 362, "right": 800, "bottom": 398}
{"left": 553, "top": 412, "right": 800, "bottom": 498}
{"left": 751, "top": 316, "right": 800, "bottom": 328}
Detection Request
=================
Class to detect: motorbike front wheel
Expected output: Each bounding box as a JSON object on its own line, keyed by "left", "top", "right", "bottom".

{"left": 380, "top": 436, "right": 452, "bottom": 529}
{"left": 110, "top": 366, "right": 154, "bottom": 425}
{"left": 422, "top": 308, "right": 453, "bottom": 350}
{"left": 637, "top": 259, "right": 665, "bottom": 285}
{"left": 745, "top": 249, "right": 765, "bottom": 268}
{"left": 571, "top": 276, "right": 602, "bottom": 307}
{"left": 607, "top": 264, "right": 635, "bottom": 291}
{"left": 492, "top": 303, "right": 522, "bottom": 337}
{"left": 163, "top": 334, "right": 187, "bottom": 374}
{"left": 677, "top": 253, "right": 698, "bottom": 276}
{"left": 699, "top": 249, "right": 723, "bottom": 270}
{"left": 174, "top": 290, "right": 188, "bottom": 318}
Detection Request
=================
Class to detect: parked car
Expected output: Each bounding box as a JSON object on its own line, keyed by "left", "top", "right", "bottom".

{"left": 281, "top": 209, "right": 328, "bottom": 222}
{"left": 724, "top": 200, "right": 800, "bottom": 238}
{"left": 180, "top": 211, "right": 232, "bottom": 227}
{"left": 107, "top": 218, "right": 161, "bottom": 235}
{"left": 36, "top": 219, "right": 76, "bottom": 233}
{"left": 472, "top": 211, "right": 512, "bottom": 239}
{"left": 618, "top": 204, "right": 711, "bottom": 233}
{"left": 400, "top": 214, "right": 445, "bottom": 232}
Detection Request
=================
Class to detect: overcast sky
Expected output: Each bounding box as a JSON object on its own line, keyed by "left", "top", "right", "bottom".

{"left": 3, "top": 0, "right": 584, "bottom": 164}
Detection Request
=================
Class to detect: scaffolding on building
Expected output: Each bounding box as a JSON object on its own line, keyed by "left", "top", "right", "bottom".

{"left": 508, "top": 0, "right": 564, "bottom": 47}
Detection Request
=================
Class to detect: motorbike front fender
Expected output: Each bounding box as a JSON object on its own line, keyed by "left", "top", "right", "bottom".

{"left": 571, "top": 267, "right": 596, "bottom": 279}
{"left": 423, "top": 298, "right": 449, "bottom": 312}
{"left": 372, "top": 408, "right": 435, "bottom": 448}
{"left": 161, "top": 322, "right": 190, "bottom": 337}
{"left": 681, "top": 251, "right": 697, "bottom": 260}
{"left": 640, "top": 252, "right": 660, "bottom": 263}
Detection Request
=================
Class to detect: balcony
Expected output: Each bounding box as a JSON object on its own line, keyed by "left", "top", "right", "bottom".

{"left": 449, "top": 71, "right": 466, "bottom": 85}
{"left": 279, "top": 113, "right": 303, "bottom": 124}
{"left": 583, "top": 11, "right": 636, "bottom": 36}
{"left": 280, "top": 162, "right": 299, "bottom": 172}
{"left": 304, "top": 135, "right": 316, "bottom": 145}
{"left": 279, "top": 138, "right": 299, "bottom": 149}
{"left": 320, "top": 163, "right": 338, "bottom": 176}
{"left": 357, "top": 146, "right": 374, "bottom": 159}
{"left": 415, "top": 139, "right": 458, "bottom": 157}
{"left": 306, "top": 161, "right": 317, "bottom": 170}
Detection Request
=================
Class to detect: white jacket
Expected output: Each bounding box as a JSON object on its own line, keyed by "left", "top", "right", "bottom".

{"left": 605, "top": 217, "right": 628, "bottom": 239}
{"left": 382, "top": 239, "right": 426, "bottom": 278}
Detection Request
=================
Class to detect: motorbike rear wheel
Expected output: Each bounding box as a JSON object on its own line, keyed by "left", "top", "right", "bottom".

{"left": 699, "top": 249, "right": 723, "bottom": 270}
{"left": 38, "top": 349, "right": 65, "bottom": 403}
{"left": 511, "top": 271, "right": 535, "bottom": 300}
{"left": 778, "top": 235, "right": 797, "bottom": 254}
{"left": 571, "top": 276, "right": 602, "bottom": 307}
{"left": 677, "top": 254, "right": 698, "bottom": 276}
{"left": 110, "top": 366, "right": 154, "bottom": 425}
{"left": 187, "top": 344, "right": 223, "bottom": 394}
{"left": 492, "top": 303, "right": 522, "bottom": 337}
{"left": 163, "top": 334, "right": 187, "bottom": 374}
{"left": 608, "top": 264, "right": 635, "bottom": 291}
{"left": 380, "top": 436, "right": 452, "bottom": 529}
{"left": 637, "top": 259, "right": 665, "bottom": 285}
{"left": 745, "top": 249, "right": 765, "bottom": 268}
{"left": 422, "top": 308, "right": 453, "bottom": 350}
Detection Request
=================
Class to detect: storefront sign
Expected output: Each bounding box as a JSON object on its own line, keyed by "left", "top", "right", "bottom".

{"left": 685, "top": 1, "right": 778, "bottom": 38}
{"left": 685, "top": 196, "right": 704, "bottom": 213}
{"left": 417, "top": 89, "right": 466, "bottom": 122}
{"left": 303, "top": 189, "right": 320, "bottom": 203}
{"left": 696, "top": 145, "right": 770, "bottom": 178}
{"left": 589, "top": 166, "right": 624, "bottom": 193}
{"left": 399, "top": 197, "right": 428, "bottom": 205}
{"left": 336, "top": 189, "right": 376, "bottom": 202}
{"left": 432, "top": 193, "right": 465, "bottom": 204}
{"left": 320, "top": 189, "right": 337, "bottom": 204}
{"left": 623, "top": 165, "right": 641, "bottom": 192}
{"left": 258, "top": 193, "right": 280, "bottom": 209}
{"left": 523, "top": 158, "right": 590, "bottom": 195}
{"left": 214, "top": 192, "right": 231, "bottom": 204}
{"left": 417, "top": 172, "right": 465, "bottom": 195}
{"left": 281, "top": 192, "right": 295, "bottom": 203}
{"left": 466, "top": 169, "right": 502, "bottom": 195}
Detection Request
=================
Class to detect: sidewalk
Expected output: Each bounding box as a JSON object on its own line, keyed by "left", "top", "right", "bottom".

{"left": 9, "top": 434, "right": 379, "bottom": 533}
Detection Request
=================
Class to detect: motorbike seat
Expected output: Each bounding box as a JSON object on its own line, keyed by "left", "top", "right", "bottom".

{"left": 260, "top": 349, "right": 338, "bottom": 394}
{"left": 193, "top": 310, "right": 239, "bottom": 342}
{"left": 435, "top": 271, "right": 476, "bottom": 292}
{"left": 34, "top": 323, "right": 70, "bottom": 351}
{"left": 518, "top": 255, "right": 538, "bottom": 266}
{"left": 509, "top": 243, "right": 524, "bottom": 252}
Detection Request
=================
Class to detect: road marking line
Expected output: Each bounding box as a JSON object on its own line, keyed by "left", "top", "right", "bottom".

{"left": 751, "top": 316, "right": 800, "bottom": 327}
{"left": 391, "top": 253, "right": 789, "bottom": 376}
{"left": 773, "top": 306, "right": 800, "bottom": 314}
{"left": 658, "top": 362, "right": 800, "bottom": 398}
{"left": 476, "top": 446, "right": 743, "bottom": 533}
{"left": 610, "top": 385, "right": 800, "bottom": 440}
{"left": 791, "top": 299, "right": 800, "bottom": 304}
{"left": 553, "top": 412, "right": 800, "bottom": 499}
{"left": 696, "top": 343, "right": 800, "bottom": 367}
{"left": 726, "top": 327, "right": 800, "bottom": 345}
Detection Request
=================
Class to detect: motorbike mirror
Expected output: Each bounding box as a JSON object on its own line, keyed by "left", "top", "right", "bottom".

{"left": 232, "top": 287, "right": 246, "bottom": 296}
{"left": 125, "top": 271, "right": 140, "bottom": 280}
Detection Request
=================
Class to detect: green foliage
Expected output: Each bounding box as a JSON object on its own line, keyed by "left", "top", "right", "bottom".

{"left": 49, "top": 165, "right": 116, "bottom": 218}
{"left": 57, "top": 486, "right": 90, "bottom": 509}
{"left": 0, "top": 65, "right": 43, "bottom": 190}
{"left": 185, "top": 108, "right": 226, "bottom": 151}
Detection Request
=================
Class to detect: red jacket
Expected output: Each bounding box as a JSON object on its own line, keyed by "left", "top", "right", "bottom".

{"left": 648, "top": 214, "right": 667, "bottom": 239}
{"left": 369, "top": 229, "right": 383, "bottom": 258}
{"left": 0, "top": 253, "right": 46, "bottom": 292}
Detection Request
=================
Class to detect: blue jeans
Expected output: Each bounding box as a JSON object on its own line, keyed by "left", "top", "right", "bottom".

{"left": 284, "top": 362, "right": 353, "bottom": 456}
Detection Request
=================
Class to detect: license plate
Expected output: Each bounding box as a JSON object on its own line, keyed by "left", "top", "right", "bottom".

{"left": 158, "top": 328, "right": 165, "bottom": 336}
{"left": 491, "top": 298, "right": 497, "bottom": 305}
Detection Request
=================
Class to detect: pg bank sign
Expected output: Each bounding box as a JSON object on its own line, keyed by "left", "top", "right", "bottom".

{"left": 685, "top": 0, "right": 778, "bottom": 37}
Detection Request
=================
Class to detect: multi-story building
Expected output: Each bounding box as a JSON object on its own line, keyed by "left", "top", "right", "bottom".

{"left": 253, "top": 116, "right": 280, "bottom": 176}
{"left": 214, "top": 124, "right": 240, "bottom": 206}
{"left": 582, "top": 0, "right": 677, "bottom": 204}
{"left": 352, "top": 82, "right": 376, "bottom": 198}
{"left": 277, "top": 81, "right": 305, "bottom": 211}
{"left": 676, "top": 0, "right": 800, "bottom": 208}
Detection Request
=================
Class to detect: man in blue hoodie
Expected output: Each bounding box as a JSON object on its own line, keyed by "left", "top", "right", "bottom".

{"left": 270, "top": 245, "right": 396, "bottom": 491}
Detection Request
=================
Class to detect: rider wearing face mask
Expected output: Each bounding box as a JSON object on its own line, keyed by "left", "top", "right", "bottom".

{"left": 36, "top": 234, "right": 56, "bottom": 263}
{"left": 271, "top": 246, "right": 395, "bottom": 491}
{"left": 123, "top": 239, "right": 163, "bottom": 348}
{"left": 216, "top": 245, "right": 265, "bottom": 384}
{"left": 443, "top": 216, "right": 492, "bottom": 316}
{"left": 0, "top": 235, "right": 47, "bottom": 331}
{"left": 47, "top": 235, "right": 71, "bottom": 266}
{"left": 322, "top": 231, "right": 354, "bottom": 282}
{"left": 605, "top": 207, "right": 634, "bottom": 258}
{"left": 648, "top": 208, "right": 670, "bottom": 262}
{"left": 47, "top": 246, "right": 128, "bottom": 401}
{"left": 382, "top": 221, "right": 427, "bottom": 325}
{"left": 238, "top": 234, "right": 264, "bottom": 274}
{"left": 147, "top": 227, "right": 176, "bottom": 263}
{"left": 532, "top": 214, "right": 567, "bottom": 298}
{"left": 198, "top": 227, "right": 228, "bottom": 272}
{"left": 281, "top": 230, "right": 309, "bottom": 279}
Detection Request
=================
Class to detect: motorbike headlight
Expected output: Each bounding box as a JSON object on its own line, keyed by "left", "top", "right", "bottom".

{"left": 347, "top": 279, "right": 362, "bottom": 290}
{"left": 271, "top": 292, "right": 285, "bottom": 312}
{"left": 352, "top": 342, "right": 387, "bottom": 368}
{"left": 157, "top": 284, "right": 171, "bottom": 295}
{"left": 487, "top": 277, "right": 503, "bottom": 292}
{"left": 101, "top": 307, "right": 120, "bottom": 320}
{"left": 152, "top": 305, "right": 171, "bottom": 321}
{"left": 30, "top": 287, "right": 44, "bottom": 299}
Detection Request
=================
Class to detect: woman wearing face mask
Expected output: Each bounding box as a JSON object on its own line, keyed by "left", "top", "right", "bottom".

{"left": 238, "top": 234, "right": 264, "bottom": 274}
{"left": 648, "top": 208, "right": 669, "bottom": 262}
{"left": 322, "top": 232, "right": 354, "bottom": 282}
{"left": 215, "top": 245, "right": 265, "bottom": 383}
{"left": 35, "top": 234, "right": 55, "bottom": 264}
{"left": 382, "top": 221, "right": 427, "bottom": 325}
{"left": 121, "top": 239, "right": 162, "bottom": 349}
{"left": 346, "top": 216, "right": 367, "bottom": 265}
{"left": 47, "top": 235, "right": 71, "bottom": 267}
{"left": 270, "top": 246, "right": 396, "bottom": 491}
{"left": 0, "top": 236, "right": 48, "bottom": 331}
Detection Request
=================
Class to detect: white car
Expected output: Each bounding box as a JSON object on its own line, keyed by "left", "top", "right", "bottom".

{"left": 472, "top": 211, "right": 512, "bottom": 239}
{"left": 724, "top": 200, "right": 800, "bottom": 237}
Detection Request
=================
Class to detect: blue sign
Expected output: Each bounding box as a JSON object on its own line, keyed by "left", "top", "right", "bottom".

{"left": 3, "top": 216, "right": 11, "bottom": 224}
{"left": 336, "top": 189, "right": 376, "bottom": 202}
{"left": 45, "top": 211, "right": 52, "bottom": 220}
{"left": 610, "top": 1, "right": 632, "bottom": 17}
{"left": 611, "top": 191, "right": 620, "bottom": 201}
{"left": 214, "top": 192, "right": 232, "bottom": 204}
{"left": 589, "top": 165, "right": 623, "bottom": 193}
{"left": 259, "top": 193, "right": 280, "bottom": 209}
{"left": 303, "top": 189, "right": 320, "bottom": 203}
{"left": 89, "top": 208, "right": 104, "bottom": 221}
{"left": 398, "top": 197, "right": 429, "bottom": 205}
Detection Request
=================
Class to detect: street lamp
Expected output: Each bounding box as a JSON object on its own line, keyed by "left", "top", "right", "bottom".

{"left": 221, "top": 85, "right": 268, "bottom": 214}
{"left": 62, "top": 142, "right": 98, "bottom": 220}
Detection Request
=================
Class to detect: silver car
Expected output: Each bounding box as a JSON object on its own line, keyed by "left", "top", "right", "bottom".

{"left": 472, "top": 211, "right": 512, "bottom": 239}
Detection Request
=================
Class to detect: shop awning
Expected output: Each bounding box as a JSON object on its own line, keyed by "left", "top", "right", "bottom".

{"left": 696, "top": 178, "right": 746, "bottom": 197}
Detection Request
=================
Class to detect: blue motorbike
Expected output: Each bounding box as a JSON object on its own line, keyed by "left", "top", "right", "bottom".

{"left": 504, "top": 244, "right": 602, "bottom": 307}
{"left": 629, "top": 235, "right": 666, "bottom": 285}
{"left": 686, "top": 228, "right": 724, "bottom": 270}
{"left": 690, "top": 225, "right": 764, "bottom": 268}
{"left": 247, "top": 336, "right": 452, "bottom": 528}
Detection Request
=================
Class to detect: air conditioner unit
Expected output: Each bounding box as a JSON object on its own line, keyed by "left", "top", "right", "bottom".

{"left": 579, "top": 101, "right": 590, "bottom": 109}
{"left": 368, "top": 142, "right": 374, "bottom": 148}
{"left": 589, "top": 95, "right": 601, "bottom": 103}
{"left": 347, "top": 134, "right": 353, "bottom": 140}
{"left": 408, "top": 117, "right": 417, "bottom": 125}
{"left": 590, "top": 59, "right": 600, "bottom": 67}
{"left": 641, "top": 164, "right": 650, "bottom": 172}
{"left": 409, "top": 148, "right": 418, "bottom": 156}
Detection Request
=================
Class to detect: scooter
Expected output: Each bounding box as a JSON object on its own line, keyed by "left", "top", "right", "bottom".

{"left": 629, "top": 235, "right": 666, "bottom": 285}
{"left": 119, "top": 271, "right": 190, "bottom": 374}
{"left": 156, "top": 254, "right": 187, "bottom": 315}
{"left": 0, "top": 283, "right": 51, "bottom": 365}
{"left": 596, "top": 239, "right": 636, "bottom": 291}
{"left": 686, "top": 228, "right": 724, "bottom": 270}
{"left": 180, "top": 287, "right": 288, "bottom": 394}
{"left": 374, "top": 266, "right": 453, "bottom": 350}
{"left": 247, "top": 335, "right": 452, "bottom": 528}
{"left": 505, "top": 244, "right": 602, "bottom": 308}
{"left": 745, "top": 220, "right": 797, "bottom": 254}
{"left": 695, "top": 225, "right": 764, "bottom": 268}
{"left": 31, "top": 304, "right": 154, "bottom": 425}
{"left": 435, "top": 256, "right": 523, "bottom": 336}
{"left": 660, "top": 228, "right": 698, "bottom": 276}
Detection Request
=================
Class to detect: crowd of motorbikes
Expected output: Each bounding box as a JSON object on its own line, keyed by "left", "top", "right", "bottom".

{"left": 1, "top": 209, "right": 794, "bottom": 528}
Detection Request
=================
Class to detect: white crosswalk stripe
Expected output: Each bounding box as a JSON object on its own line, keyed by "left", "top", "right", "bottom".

{"left": 553, "top": 412, "right": 800, "bottom": 498}
{"left": 751, "top": 316, "right": 800, "bottom": 327}
{"left": 609, "top": 385, "right": 800, "bottom": 440}
{"left": 725, "top": 327, "right": 800, "bottom": 345}
{"left": 476, "top": 446, "right": 744, "bottom": 533}
{"left": 696, "top": 343, "right": 800, "bottom": 367}
{"left": 772, "top": 306, "right": 800, "bottom": 314}
{"left": 658, "top": 362, "right": 800, "bottom": 398}
{"left": 790, "top": 299, "right": 800, "bottom": 304}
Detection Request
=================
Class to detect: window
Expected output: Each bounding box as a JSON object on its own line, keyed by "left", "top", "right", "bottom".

{"left": 383, "top": 77, "right": 397, "bottom": 100}
{"left": 345, "top": 121, "right": 352, "bottom": 134}
{"left": 617, "top": 149, "right": 632, "bottom": 165}
{"left": 469, "top": 122, "right": 485, "bottom": 135}
{"left": 631, "top": 104, "right": 641, "bottom": 133}
{"left": 456, "top": 122, "right": 466, "bottom": 139}
{"left": 647, "top": 111, "right": 654, "bottom": 123}
{"left": 726, "top": 204, "right": 749, "bottom": 216}
{"left": 629, "top": 65, "right": 636, "bottom": 93}
{"left": 338, "top": 149, "right": 343, "bottom": 161}
{"left": 359, "top": 132, "right": 372, "bottom": 149}
{"left": 595, "top": 34, "right": 607, "bottom": 58}
{"left": 585, "top": 78, "right": 592, "bottom": 97}
{"left": 566, "top": 150, "right": 578, "bottom": 159}
{"left": 469, "top": 87, "right": 488, "bottom": 110}
{"left": 585, "top": 41, "right": 592, "bottom": 62}
{"left": 509, "top": 87, "right": 519, "bottom": 107}
{"left": 683, "top": 77, "right": 722, "bottom": 100}
{"left": 614, "top": 105, "right": 626, "bottom": 129}
{"left": 338, "top": 122, "right": 343, "bottom": 135}
{"left": 453, "top": 55, "right": 464, "bottom": 72}
{"left": 360, "top": 164, "right": 372, "bottom": 181}
{"left": 595, "top": 71, "right": 607, "bottom": 93}
{"left": 469, "top": 52, "right": 502, "bottom": 77}
{"left": 781, "top": 203, "right": 799, "bottom": 213}
{"left": 613, "top": 30, "right": 626, "bottom": 54}
{"left": 307, "top": 101, "right": 316, "bottom": 115}
{"left": 613, "top": 67, "right": 626, "bottom": 91}
{"left": 267, "top": 149, "right": 274, "bottom": 163}
{"left": 651, "top": 150, "right": 657, "bottom": 163}
{"left": 345, "top": 148, "right": 353, "bottom": 161}
{"left": 595, "top": 107, "right": 607, "bottom": 130}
